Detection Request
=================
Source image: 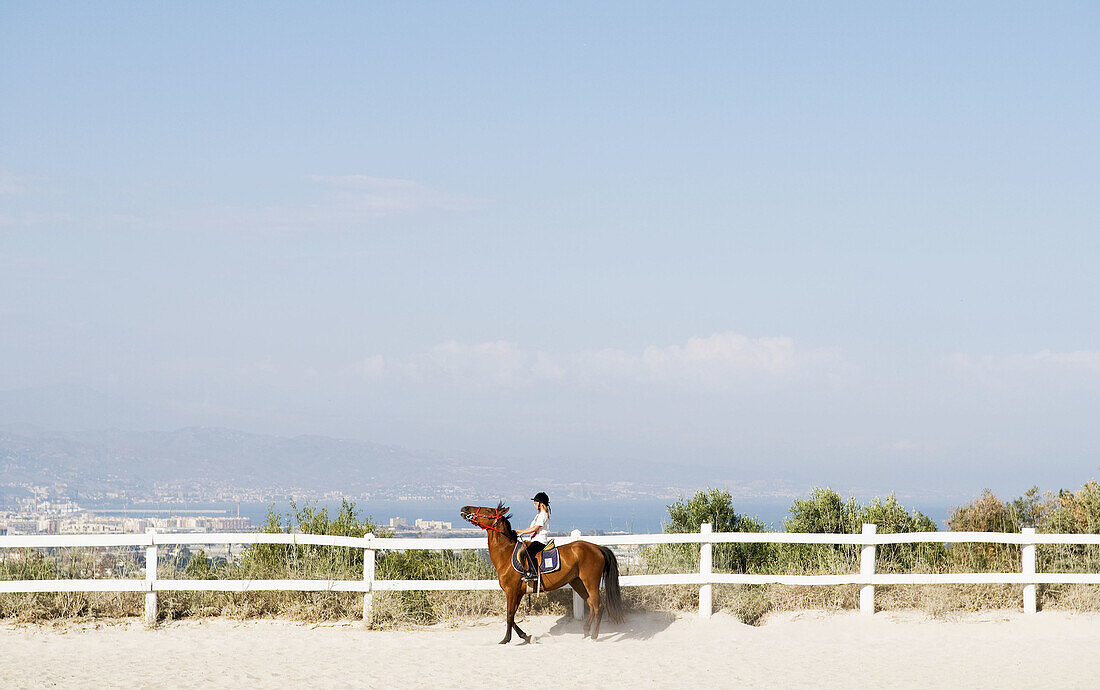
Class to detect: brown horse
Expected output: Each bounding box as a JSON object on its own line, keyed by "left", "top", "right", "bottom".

{"left": 460, "top": 503, "right": 624, "bottom": 643}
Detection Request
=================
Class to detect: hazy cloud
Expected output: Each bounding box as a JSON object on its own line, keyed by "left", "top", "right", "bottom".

{"left": 578, "top": 333, "right": 837, "bottom": 383}
{"left": 0, "top": 211, "right": 76, "bottom": 228}
{"left": 945, "top": 349, "right": 1100, "bottom": 375}
{"left": 356, "top": 341, "right": 564, "bottom": 386}
{"left": 306, "top": 175, "right": 484, "bottom": 215}
{"left": 161, "top": 175, "right": 484, "bottom": 232}
{"left": 354, "top": 355, "right": 387, "bottom": 379}
{"left": 0, "top": 173, "right": 480, "bottom": 233}
{"left": 355, "top": 332, "right": 843, "bottom": 389}
{"left": 0, "top": 170, "right": 40, "bottom": 196}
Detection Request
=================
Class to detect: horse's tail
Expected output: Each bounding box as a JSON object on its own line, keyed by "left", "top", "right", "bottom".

{"left": 599, "top": 545, "right": 625, "bottom": 623}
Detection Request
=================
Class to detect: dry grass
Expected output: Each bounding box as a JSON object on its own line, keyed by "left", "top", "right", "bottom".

{"left": 0, "top": 592, "right": 142, "bottom": 623}
{"left": 7, "top": 575, "right": 1100, "bottom": 628}
{"left": 5, "top": 534, "right": 1100, "bottom": 627}
{"left": 623, "top": 584, "right": 854, "bottom": 626}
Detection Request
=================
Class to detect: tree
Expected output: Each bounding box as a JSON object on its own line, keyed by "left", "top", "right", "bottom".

{"left": 947, "top": 488, "right": 1033, "bottom": 570}
{"left": 663, "top": 489, "right": 771, "bottom": 573}
{"left": 858, "top": 494, "right": 940, "bottom": 571}
{"left": 782, "top": 488, "right": 939, "bottom": 572}
{"left": 784, "top": 487, "right": 860, "bottom": 534}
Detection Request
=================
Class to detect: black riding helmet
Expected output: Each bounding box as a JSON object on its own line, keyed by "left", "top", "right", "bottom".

{"left": 531, "top": 491, "right": 550, "bottom": 506}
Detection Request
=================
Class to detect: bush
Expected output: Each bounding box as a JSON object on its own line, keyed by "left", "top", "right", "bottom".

{"left": 229, "top": 499, "right": 500, "bottom": 625}
{"left": 950, "top": 486, "right": 1034, "bottom": 534}
{"left": 1037, "top": 481, "right": 1100, "bottom": 576}
{"left": 780, "top": 488, "right": 939, "bottom": 573}
{"left": 1042, "top": 481, "right": 1100, "bottom": 534}
{"left": 643, "top": 489, "right": 772, "bottom": 575}
{"left": 240, "top": 499, "right": 380, "bottom": 580}
{"left": 667, "top": 489, "right": 772, "bottom": 572}
{"left": 947, "top": 489, "right": 1036, "bottom": 571}
{"left": 183, "top": 550, "right": 217, "bottom": 580}
{"left": 784, "top": 487, "right": 861, "bottom": 534}
{"left": 0, "top": 550, "right": 58, "bottom": 581}
{"left": 859, "top": 495, "right": 942, "bottom": 572}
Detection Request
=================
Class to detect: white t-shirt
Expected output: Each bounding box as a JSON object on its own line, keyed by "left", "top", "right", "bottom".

{"left": 528, "top": 510, "right": 549, "bottom": 543}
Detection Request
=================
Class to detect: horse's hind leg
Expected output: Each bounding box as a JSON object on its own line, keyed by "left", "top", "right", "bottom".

{"left": 587, "top": 590, "right": 603, "bottom": 640}
{"left": 580, "top": 571, "right": 603, "bottom": 640}
{"left": 570, "top": 578, "right": 590, "bottom": 637}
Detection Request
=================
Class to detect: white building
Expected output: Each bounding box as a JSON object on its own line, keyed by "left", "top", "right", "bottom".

{"left": 414, "top": 519, "right": 452, "bottom": 531}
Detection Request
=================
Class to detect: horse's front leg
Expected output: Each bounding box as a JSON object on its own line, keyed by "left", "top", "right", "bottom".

{"left": 511, "top": 583, "right": 531, "bottom": 644}
{"left": 500, "top": 584, "right": 527, "bottom": 644}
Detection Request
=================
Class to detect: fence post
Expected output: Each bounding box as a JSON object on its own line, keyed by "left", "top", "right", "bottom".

{"left": 699, "top": 523, "right": 713, "bottom": 619}
{"left": 860, "top": 523, "right": 876, "bottom": 617}
{"left": 571, "top": 529, "right": 585, "bottom": 621}
{"left": 144, "top": 528, "right": 157, "bottom": 627}
{"left": 1022, "top": 527, "right": 1037, "bottom": 614}
{"left": 363, "top": 533, "right": 375, "bottom": 627}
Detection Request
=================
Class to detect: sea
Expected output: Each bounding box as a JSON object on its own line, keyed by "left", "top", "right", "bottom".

{"left": 84, "top": 497, "right": 958, "bottom": 533}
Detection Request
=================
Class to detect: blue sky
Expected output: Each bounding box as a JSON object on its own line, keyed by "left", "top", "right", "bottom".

{"left": 2, "top": 2, "right": 1099, "bottom": 497}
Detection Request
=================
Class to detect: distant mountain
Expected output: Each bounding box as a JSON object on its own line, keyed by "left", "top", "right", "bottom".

{"left": 0, "top": 387, "right": 762, "bottom": 503}
{"left": 0, "top": 426, "right": 523, "bottom": 498}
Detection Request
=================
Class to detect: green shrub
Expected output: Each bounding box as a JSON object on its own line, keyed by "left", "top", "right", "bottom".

{"left": 183, "top": 550, "right": 217, "bottom": 580}
{"left": 779, "top": 488, "right": 939, "bottom": 574}
{"left": 643, "top": 489, "right": 773, "bottom": 575}
{"left": 0, "top": 550, "right": 58, "bottom": 581}
{"left": 239, "top": 499, "right": 380, "bottom": 580}
{"left": 784, "top": 487, "right": 862, "bottom": 534}
{"left": 667, "top": 488, "right": 772, "bottom": 572}
{"left": 780, "top": 488, "right": 861, "bottom": 573}
{"left": 858, "top": 495, "right": 942, "bottom": 572}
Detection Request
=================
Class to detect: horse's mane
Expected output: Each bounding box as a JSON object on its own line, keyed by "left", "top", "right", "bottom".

{"left": 495, "top": 501, "right": 517, "bottom": 540}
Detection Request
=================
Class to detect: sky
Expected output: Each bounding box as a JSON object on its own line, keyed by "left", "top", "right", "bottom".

{"left": 2, "top": 2, "right": 1099, "bottom": 499}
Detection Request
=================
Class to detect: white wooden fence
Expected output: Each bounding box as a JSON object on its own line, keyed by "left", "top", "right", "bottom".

{"left": 4, "top": 524, "right": 1100, "bottom": 626}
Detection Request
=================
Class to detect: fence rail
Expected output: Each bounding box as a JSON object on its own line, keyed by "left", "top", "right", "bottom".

{"left": 3, "top": 524, "right": 1098, "bottom": 625}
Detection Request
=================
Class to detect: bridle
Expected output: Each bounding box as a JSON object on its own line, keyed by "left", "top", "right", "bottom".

{"left": 462, "top": 506, "right": 510, "bottom": 536}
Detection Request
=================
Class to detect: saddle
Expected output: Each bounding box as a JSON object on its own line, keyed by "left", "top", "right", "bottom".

{"left": 511, "top": 539, "right": 561, "bottom": 576}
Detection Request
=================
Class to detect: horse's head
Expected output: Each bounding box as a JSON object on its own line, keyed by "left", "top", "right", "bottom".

{"left": 460, "top": 502, "right": 514, "bottom": 538}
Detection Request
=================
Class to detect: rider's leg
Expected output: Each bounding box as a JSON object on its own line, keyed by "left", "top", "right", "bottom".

{"left": 524, "top": 544, "right": 537, "bottom": 578}
{"left": 526, "top": 542, "right": 544, "bottom": 579}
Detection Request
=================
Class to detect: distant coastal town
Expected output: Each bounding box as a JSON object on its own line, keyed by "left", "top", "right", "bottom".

{"left": 0, "top": 505, "right": 480, "bottom": 537}
{"left": 0, "top": 469, "right": 707, "bottom": 537}
{"left": 0, "top": 485, "right": 484, "bottom": 536}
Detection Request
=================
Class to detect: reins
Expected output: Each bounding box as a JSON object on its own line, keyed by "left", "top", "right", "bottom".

{"left": 462, "top": 507, "right": 512, "bottom": 537}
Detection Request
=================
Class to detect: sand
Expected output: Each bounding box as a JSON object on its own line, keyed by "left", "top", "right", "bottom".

{"left": 2, "top": 610, "right": 1098, "bottom": 688}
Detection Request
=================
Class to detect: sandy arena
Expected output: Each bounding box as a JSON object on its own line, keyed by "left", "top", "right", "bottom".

{"left": 2, "top": 610, "right": 1099, "bottom": 688}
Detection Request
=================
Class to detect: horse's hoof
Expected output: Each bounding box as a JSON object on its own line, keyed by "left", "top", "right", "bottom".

{"left": 521, "top": 634, "right": 532, "bottom": 644}
{"left": 499, "top": 638, "right": 509, "bottom": 645}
